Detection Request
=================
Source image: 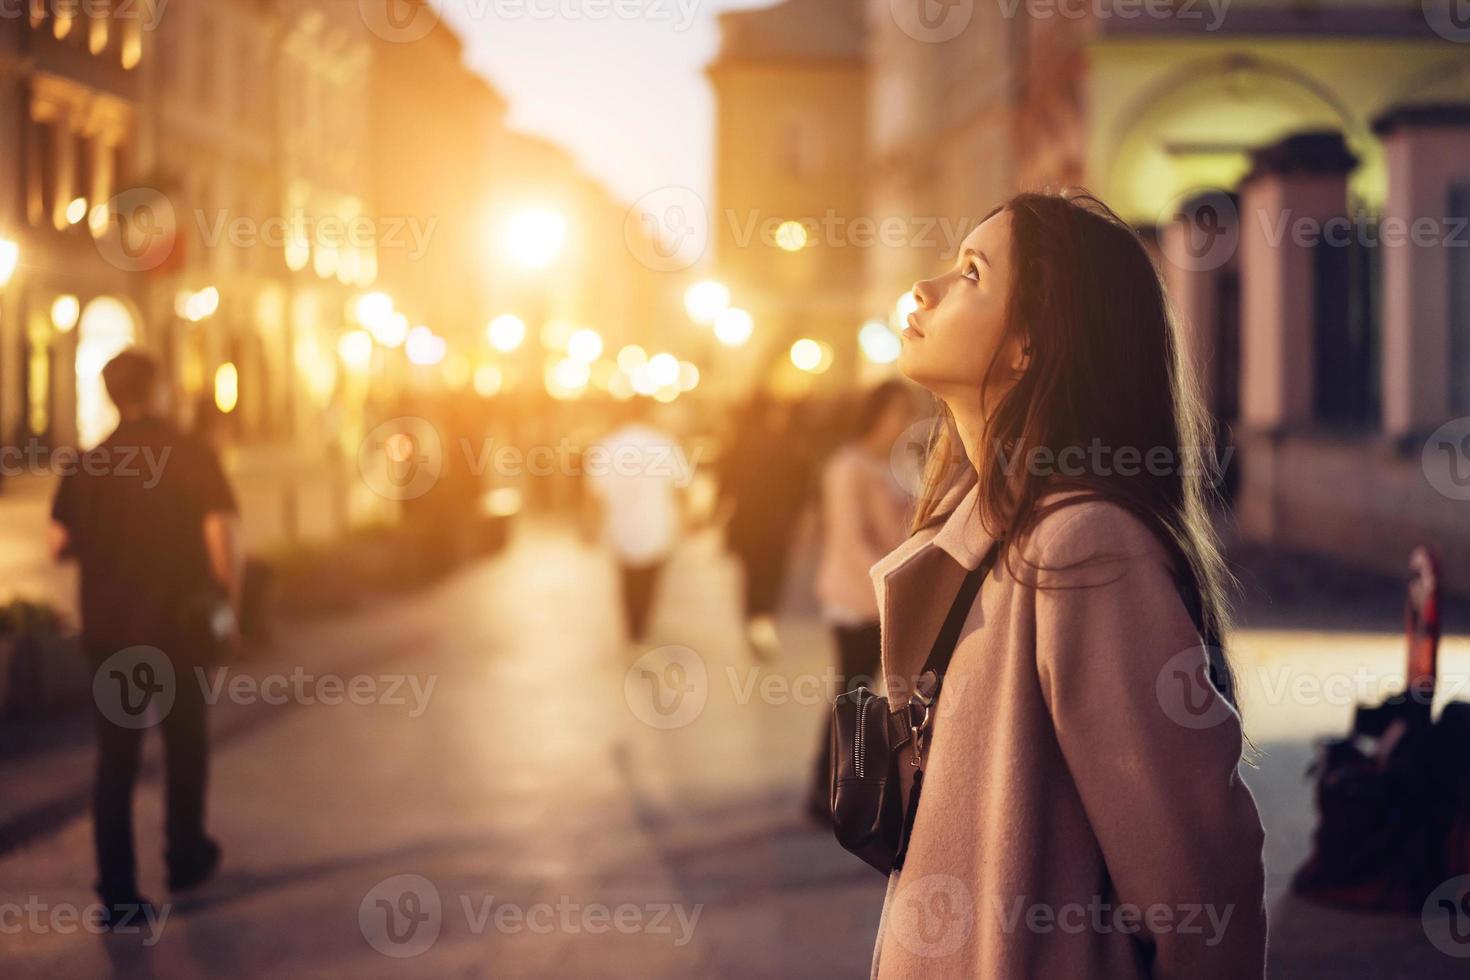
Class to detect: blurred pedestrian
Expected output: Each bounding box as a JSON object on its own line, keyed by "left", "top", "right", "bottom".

{"left": 806, "top": 380, "right": 916, "bottom": 821}
{"left": 584, "top": 397, "right": 685, "bottom": 646}
{"left": 49, "top": 350, "right": 240, "bottom": 926}
{"left": 192, "top": 392, "right": 233, "bottom": 455}
{"left": 717, "top": 394, "right": 815, "bottom": 660}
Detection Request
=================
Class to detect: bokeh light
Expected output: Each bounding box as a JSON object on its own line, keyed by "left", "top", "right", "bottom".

{"left": 713, "top": 307, "right": 753, "bottom": 347}
{"left": 859, "top": 320, "right": 901, "bottom": 365}
{"left": 683, "top": 280, "right": 730, "bottom": 324}
{"left": 487, "top": 314, "right": 527, "bottom": 353}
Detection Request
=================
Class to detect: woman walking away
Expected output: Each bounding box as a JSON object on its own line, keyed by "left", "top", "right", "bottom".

{"left": 806, "top": 380, "right": 916, "bottom": 822}
{"left": 866, "top": 190, "right": 1266, "bottom": 978}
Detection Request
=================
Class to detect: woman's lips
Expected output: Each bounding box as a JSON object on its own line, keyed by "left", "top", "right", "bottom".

{"left": 903, "top": 313, "right": 925, "bottom": 339}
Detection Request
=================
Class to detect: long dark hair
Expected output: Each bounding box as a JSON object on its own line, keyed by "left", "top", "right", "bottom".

{"left": 912, "top": 189, "right": 1238, "bottom": 704}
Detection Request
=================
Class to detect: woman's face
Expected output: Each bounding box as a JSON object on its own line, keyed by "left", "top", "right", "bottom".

{"left": 898, "top": 209, "right": 1023, "bottom": 402}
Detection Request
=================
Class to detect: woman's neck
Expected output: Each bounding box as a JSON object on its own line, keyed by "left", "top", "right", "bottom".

{"left": 942, "top": 395, "right": 987, "bottom": 472}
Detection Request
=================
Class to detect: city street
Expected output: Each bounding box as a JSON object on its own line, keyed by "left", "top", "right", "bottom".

{"left": 2, "top": 520, "right": 1469, "bottom": 978}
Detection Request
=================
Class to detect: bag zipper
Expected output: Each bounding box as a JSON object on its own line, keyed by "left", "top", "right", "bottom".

{"left": 855, "top": 689, "right": 872, "bottom": 778}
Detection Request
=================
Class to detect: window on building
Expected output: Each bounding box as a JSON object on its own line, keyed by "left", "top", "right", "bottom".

{"left": 27, "top": 117, "right": 59, "bottom": 229}
{"left": 1451, "top": 182, "right": 1470, "bottom": 415}
{"left": 1312, "top": 221, "right": 1381, "bottom": 428}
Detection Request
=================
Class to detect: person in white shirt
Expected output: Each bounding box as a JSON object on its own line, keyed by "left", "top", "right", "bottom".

{"left": 584, "top": 399, "right": 686, "bottom": 644}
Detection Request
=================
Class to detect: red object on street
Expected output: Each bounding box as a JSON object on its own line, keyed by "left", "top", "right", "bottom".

{"left": 1405, "top": 546, "right": 1441, "bottom": 707}
{"left": 1290, "top": 544, "right": 1467, "bottom": 913}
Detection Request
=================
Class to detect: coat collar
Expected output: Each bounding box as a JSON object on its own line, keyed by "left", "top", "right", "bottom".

{"left": 870, "top": 468, "right": 997, "bottom": 700}
{"left": 930, "top": 476, "right": 996, "bottom": 571}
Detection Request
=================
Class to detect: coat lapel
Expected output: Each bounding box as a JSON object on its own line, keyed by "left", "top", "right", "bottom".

{"left": 870, "top": 473, "right": 997, "bottom": 702}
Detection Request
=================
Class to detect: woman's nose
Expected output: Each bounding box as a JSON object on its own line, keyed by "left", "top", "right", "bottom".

{"left": 912, "top": 279, "right": 935, "bottom": 310}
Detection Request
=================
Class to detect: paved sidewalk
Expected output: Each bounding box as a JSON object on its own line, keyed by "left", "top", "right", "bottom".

{"left": 0, "top": 520, "right": 1467, "bottom": 977}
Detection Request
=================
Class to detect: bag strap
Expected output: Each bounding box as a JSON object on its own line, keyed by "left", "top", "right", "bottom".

{"left": 892, "top": 544, "right": 1000, "bottom": 873}
{"left": 919, "top": 543, "right": 1000, "bottom": 682}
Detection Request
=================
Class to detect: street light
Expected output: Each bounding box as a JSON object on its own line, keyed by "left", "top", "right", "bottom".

{"left": 214, "top": 363, "right": 239, "bottom": 413}
{"left": 354, "top": 291, "right": 395, "bottom": 333}
{"left": 895, "top": 291, "right": 919, "bottom": 326}
{"left": 51, "top": 295, "right": 81, "bottom": 333}
{"left": 647, "top": 352, "right": 680, "bottom": 387}
{"left": 474, "top": 364, "right": 503, "bottom": 397}
{"left": 406, "top": 325, "right": 447, "bottom": 366}
{"left": 775, "top": 221, "right": 808, "bottom": 252}
{"left": 617, "top": 345, "right": 647, "bottom": 373}
{"left": 859, "top": 319, "right": 901, "bottom": 365}
{"left": 678, "top": 361, "right": 700, "bottom": 392}
{"left": 790, "top": 338, "right": 833, "bottom": 374}
{"left": 338, "top": 329, "right": 375, "bottom": 370}
{"left": 177, "top": 286, "right": 220, "bottom": 323}
{"left": 684, "top": 280, "right": 730, "bottom": 325}
{"left": 504, "top": 209, "right": 567, "bottom": 270}
{"left": 487, "top": 314, "right": 526, "bottom": 353}
{"left": 0, "top": 239, "right": 18, "bottom": 288}
{"left": 567, "top": 327, "right": 603, "bottom": 364}
{"left": 546, "top": 357, "right": 590, "bottom": 400}
{"left": 377, "top": 312, "right": 410, "bottom": 349}
{"left": 713, "top": 307, "right": 753, "bottom": 347}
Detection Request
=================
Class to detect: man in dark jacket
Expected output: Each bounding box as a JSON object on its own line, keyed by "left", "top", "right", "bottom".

{"left": 50, "top": 349, "right": 239, "bottom": 924}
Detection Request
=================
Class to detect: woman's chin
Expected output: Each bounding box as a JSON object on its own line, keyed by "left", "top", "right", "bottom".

{"left": 896, "top": 346, "right": 931, "bottom": 388}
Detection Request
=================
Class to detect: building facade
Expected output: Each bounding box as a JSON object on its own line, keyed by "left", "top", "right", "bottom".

{"left": 707, "top": 0, "right": 868, "bottom": 394}
{"left": 0, "top": 2, "right": 149, "bottom": 453}
{"left": 0, "top": 1, "right": 646, "bottom": 549}
{"left": 715, "top": 0, "right": 1470, "bottom": 581}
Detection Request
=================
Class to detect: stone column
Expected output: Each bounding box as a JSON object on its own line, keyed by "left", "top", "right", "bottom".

{"left": 1237, "top": 132, "right": 1357, "bottom": 433}
{"left": 1372, "top": 104, "right": 1470, "bottom": 439}
{"left": 1235, "top": 132, "right": 1356, "bottom": 541}
{"left": 1159, "top": 190, "right": 1239, "bottom": 416}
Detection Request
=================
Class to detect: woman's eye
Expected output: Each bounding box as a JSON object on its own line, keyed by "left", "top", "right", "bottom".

{"left": 962, "top": 264, "right": 980, "bottom": 282}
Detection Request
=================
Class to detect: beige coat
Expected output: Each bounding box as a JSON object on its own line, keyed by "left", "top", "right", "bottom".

{"left": 869, "top": 477, "right": 1267, "bottom": 979}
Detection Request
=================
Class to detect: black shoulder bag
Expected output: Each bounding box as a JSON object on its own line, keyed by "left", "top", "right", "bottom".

{"left": 828, "top": 545, "right": 997, "bottom": 875}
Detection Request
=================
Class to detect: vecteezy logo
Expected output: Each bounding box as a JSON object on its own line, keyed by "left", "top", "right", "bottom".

{"left": 889, "top": 416, "right": 960, "bottom": 499}
{"left": 358, "top": 417, "right": 444, "bottom": 501}
{"left": 95, "top": 187, "right": 179, "bottom": 273}
{"left": 359, "top": 0, "right": 445, "bottom": 44}
{"left": 1157, "top": 188, "right": 1239, "bottom": 273}
{"left": 1155, "top": 646, "right": 1235, "bottom": 730}
{"left": 93, "top": 646, "right": 176, "bottom": 729}
{"left": 889, "top": 874, "right": 972, "bottom": 959}
{"left": 1422, "top": 417, "right": 1470, "bottom": 501}
{"left": 1424, "top": 0, "right": 1470, "bottom": 42}
{"left": 891, "top": 0, "right": 974, "bottom": 43}
{"left": 360, "top": 874, "right": 442, "bottom": 957}
{"left": 623, "top": 645, "right": 708, "bottom": 730}
{"left": 624, "top": 187, "right": 708, "bottom": 273}
{"left": 1423, "top": 875, "right": 1470, "bottom": 957}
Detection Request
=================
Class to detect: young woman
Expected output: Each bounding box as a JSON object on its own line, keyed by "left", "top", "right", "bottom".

{"left": 869, "top": 191, "right": 1266, "bottom": 978}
